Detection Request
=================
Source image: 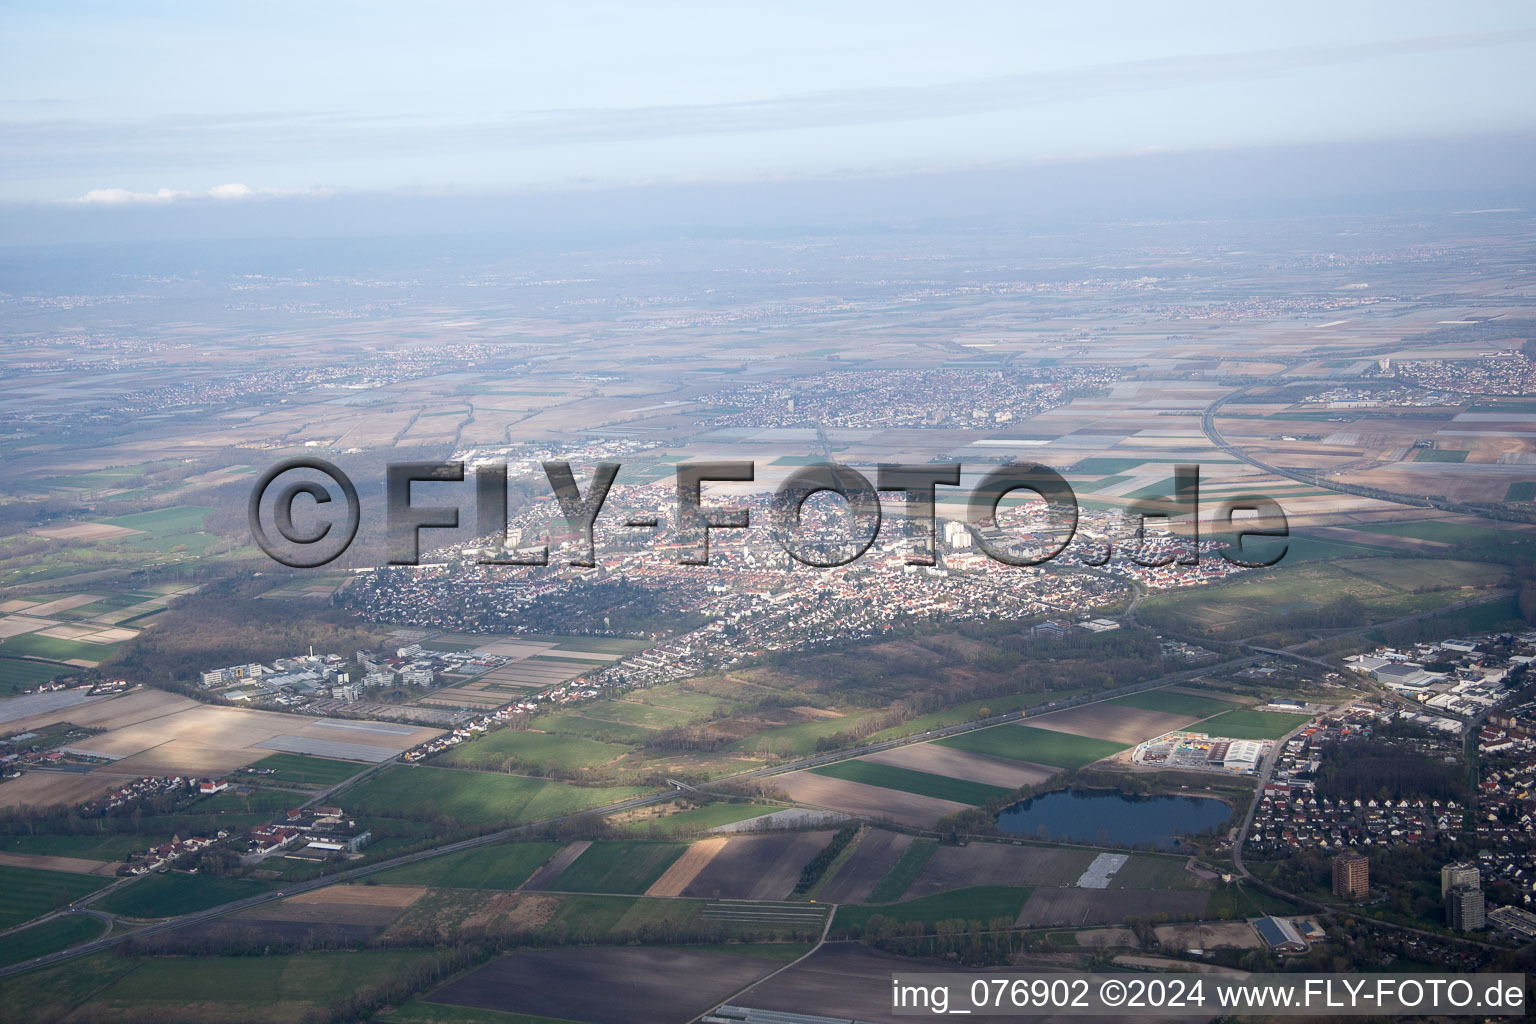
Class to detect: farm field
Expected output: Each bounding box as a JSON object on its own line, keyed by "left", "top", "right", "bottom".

{"left": 245, "top": 752, "right": 369, "bottom": 787}
{"left": 0, "top": 657, "right": 74, "bottom": 689}
{"left": 339, "top": 765, "right": 648, "bottom": 826}
{"left": 1, "top": 948, "right": 440, "bottom": 1024}
{"left": 537, "top": 841, "right": 688, "bottom": 894}
{"left": 810, "top": 759, "right": 1011, "bottom": 805}
{"left": 936, "top": 724, "right": 1129, "bottom": 770}
{"left": 677, "top": 831, "right": 834, "bottom": 901}
{"left": 0, "top": 864, "right": 112, "bottom": 929}
{"left": 1020, "top": 703, "right": 1197, "bottom": 746}
{"left": 368, "top": 841, "right": 561, "bottom": 889}
{"left": 1108, "top": 690, "right": 1243, "bottom": 719}
{"left": 741, "top": 943, "right": 1025, "bottom": 1024}
{"left": 775, "top": 770, "right": 969, "bottom": 828}
{"left": 0, "top": 688, "right": 442, "bottom": 809}
{"left": 901, "top": 843, "right": 1100, "bottom": 899}
{"left": 425, "top": 946, "right": 784, "bottom": 1024}
{"left": 0, "top": 913, "right": 107, "bottom": 968}
{"left": 0, "top": 832, "right": 159, "bottom": 861}
{"left": 1014, "top": 887, "right": 1209, "bottom": 926}
{"left": 96, "top": 872, "right": 271, "bottom": 919}
{"left": 1138, "top": 558, "right": 1513, "bottom": 640}
{"left": 868, "top": 839, "right": 937, "bottom": 904}
{"left": 817, "top": 829, "right": 915, "bottom": 904}
{"left": 1194, "top": 709, "right": 1310, "bottom": 740}
{"left": 381, "top": 1001, "right": 588, "bottom": 1024}
{"left": 444, "top": 729, "right": 633, "bottom": 773}
{"left": 833, "top": 885, "right": 1033, "bottom": 934}
{"left": 857, "top": 743, "right": 1055, "bottom": 790}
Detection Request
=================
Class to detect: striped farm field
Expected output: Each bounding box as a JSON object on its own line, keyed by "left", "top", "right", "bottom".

{"left": 539, "top": 841, "right": 689, "bottom": 894}
{"left": 810, "top": 760, "right": 1012, "bottom": 806}
{"left": 1108, "top": 691, "right": 1239, "bottom": 720}
{"left": 936, "top": 725, "right": 1129, "bottom": 770}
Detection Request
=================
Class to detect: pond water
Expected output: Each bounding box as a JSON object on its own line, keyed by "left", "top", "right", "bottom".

{"left": 995, "top": 788, "right": 1232, "bottom": 849}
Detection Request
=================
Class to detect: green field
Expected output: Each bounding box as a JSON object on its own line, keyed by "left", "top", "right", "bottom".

{"left": 610, "top": 801, "right": 770, "bottom": 836}
{"left": 96, "top": 872, "right": 270, "bottom": 919}
{"left": 0, "top": 657, "right": 75, "bottom": 689}
{"left": 937, "top": 724, "right": 1128, "bottom": 770}
{"left": 1506, "top": 482, "right": 1536, "bottom": 502}
{"left": 1194, "top": 709, "right": 1310, "bottom": 740}
{"left": 341, "top": 765, "right": 647, "bottom": 826}
{"left": 102, "top": 505, "right": 213, "bottom": 536}
{"left": 0, "top": 632, "right": 123, "bottom": 663}
{"left": 537, "top": 712, "right": 656, "bottom": 745}
{"left": 833, "top": 885, "right": 1033, "bottom": 933}
{"left": 1109, "top": 691, "right": 1239, "bottom": 719}
{"left": 542, "top": 841, "right": 688, "bottom": 894}
{"left": 246, "top": 752, "right": 371, "bottom": 787}
{"left": 447, "top": 729, "right": 633, "bottom": 773}
{"left": 0, "top": 865, "right": 112, "bottom": 930}
{"left": 1139, "top": 557, "right": 1514, "bottom": 639}
{"left": 1351, "top": 523, "right": 1536, "bottom": 561}
{"left": 0, "top": 913, "right": 107, "bottom": 967}
{"left": 367, "top": 842, "right": 561, "bottom": 889}
{"left": 867, "top": 839, "right": 937, "bottom": 903}
{"left": 1069, "top": 457, "right": 1147, "bottom": 475}
{"left": 811, "top": 760, "right": 1012, "bottom": 805}
{"left": 11, "top": 948, "right": 439, "bottom": 1023}
{"left": 578, "top": 701, "right": 703, "bottom": 729}
{"left": 0, "top": 833, "right": 157, "bottom": 860}
{"left": 730, "top": 710, "right": 883, "bottom": 756}
{"left": 1413, "top": 449, "right": 1468, "bottom": 462}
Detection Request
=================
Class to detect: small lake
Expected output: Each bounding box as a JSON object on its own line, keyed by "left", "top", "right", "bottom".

{"left": 995, "top": 788, "right": 1232, "bottom": 849}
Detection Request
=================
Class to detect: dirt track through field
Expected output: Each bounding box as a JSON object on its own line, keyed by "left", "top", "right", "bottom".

{"left": 644, "top": 836, "right": 726, "bottom": 897}
{"left": 522, "top": 840, "right": 592, "bottom": 890}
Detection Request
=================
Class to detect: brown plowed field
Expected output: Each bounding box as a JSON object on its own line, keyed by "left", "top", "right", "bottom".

{"left": 816, "top": 828, "right": 912, "bottom": 904}
{"left": 861, "top": 743, "right": 1056, "bottom": 789}
{"left": 1015, "top": 887, "right": 1209, "bottom": 926}
{"left": 679, "top": 831, "right": 833, "bottom": 901}
{"left": 0, "top": 850, "right": 114, "bottom": 875}
{"left": 903, "top": 842, "right": 1098, "bottom": 899}
{"left": 643, "top": 836, "right": 726, "bottom": 897}
{"left": 776, "top": 771, "right": 968, "bottom": 827}
{"left": 427, "top": 946, "right": 783, "bottom": 1024}
{"left": 1024, "top": 704, "right": 1195, "bottom": 745}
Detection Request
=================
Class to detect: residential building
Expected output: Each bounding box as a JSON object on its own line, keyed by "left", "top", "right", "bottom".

{"left": 1332, "top": 850, "right": 1369, "bottom": 899}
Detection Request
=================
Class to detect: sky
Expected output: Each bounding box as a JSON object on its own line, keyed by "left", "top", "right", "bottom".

{"left": 3, "top": 1, "right": 1536, "bottom": 212}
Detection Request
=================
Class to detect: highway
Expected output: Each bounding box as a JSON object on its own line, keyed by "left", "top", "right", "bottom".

{"left": 1200, "top": 380, "right": 1536, "bottom": 526}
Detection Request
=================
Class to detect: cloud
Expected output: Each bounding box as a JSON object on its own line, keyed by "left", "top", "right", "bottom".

{"left": 75, "top": 182, "right": 330, "bottom": 205}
